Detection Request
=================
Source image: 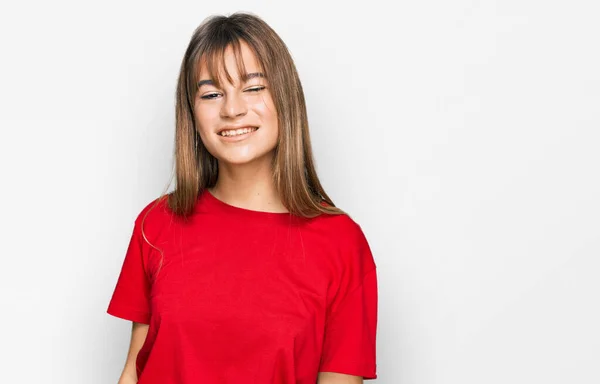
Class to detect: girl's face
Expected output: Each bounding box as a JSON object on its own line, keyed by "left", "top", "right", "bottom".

{"left": 194, "top": 41, "right": 279, "bottom": 167}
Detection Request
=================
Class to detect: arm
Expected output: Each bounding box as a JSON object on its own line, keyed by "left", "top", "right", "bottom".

{"left": 317, "top": 372, "right": 363, "bottom": 384}
{"left": 117, "top": 321, "right": 149, "bottom": 384}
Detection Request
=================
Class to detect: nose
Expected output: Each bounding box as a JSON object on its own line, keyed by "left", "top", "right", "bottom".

{"left": 220, "top": 91, "right": 248, "bottom": 118}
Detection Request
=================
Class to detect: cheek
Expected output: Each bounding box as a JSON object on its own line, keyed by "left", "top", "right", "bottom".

{"left": 254, "top": 96, "right": 279, "bottom": 127}
{"left": 193, "top": 107, "right": 218, "bottom": 137}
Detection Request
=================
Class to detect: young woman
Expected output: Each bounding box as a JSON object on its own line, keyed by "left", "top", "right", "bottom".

{"left": 107, "top": 12, "right": 378, "bottom": 384}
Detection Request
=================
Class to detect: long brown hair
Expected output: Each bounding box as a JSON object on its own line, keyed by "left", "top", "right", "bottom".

{"left": 144, "top": 12, "right": 345, "bottom": 229}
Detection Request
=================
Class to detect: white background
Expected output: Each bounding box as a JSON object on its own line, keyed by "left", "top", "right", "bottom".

{"left": 0, "top": 0, "right": 598, "bottom": 383}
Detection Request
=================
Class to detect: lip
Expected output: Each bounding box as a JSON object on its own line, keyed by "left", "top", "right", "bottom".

{"left": 217, "top": 126, "right": 259, "bottom": 142}
{"left": 217, "top": 125, "right": 258, "bottom": 135}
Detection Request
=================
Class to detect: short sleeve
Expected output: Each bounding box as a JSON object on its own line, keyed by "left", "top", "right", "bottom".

{"left": 319, "top": 222, "right": 378, "bottom": 379}
{"left": 106, "top": 218, "right": 151, "bottom": 324}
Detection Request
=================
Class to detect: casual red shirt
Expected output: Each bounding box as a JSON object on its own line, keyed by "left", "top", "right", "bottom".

{"left": 107, "top": 189, "right": 378, "bottom": 383}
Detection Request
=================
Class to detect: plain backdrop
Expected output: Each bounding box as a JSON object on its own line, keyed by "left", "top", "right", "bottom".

{"left": 0, "top": 0, "right": 598, "bottom": 383}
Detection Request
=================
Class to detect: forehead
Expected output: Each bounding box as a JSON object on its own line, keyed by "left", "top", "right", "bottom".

{"left": 197, "top": 40, "right": 263, "bottom": 81}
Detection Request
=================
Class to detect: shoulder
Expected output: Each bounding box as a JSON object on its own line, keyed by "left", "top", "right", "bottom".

{"left": 312, "top": 211, "right": 377, "bottom": 272}
{"left": 133, "top": 194, "right": 175, "bottom": 232}
{"left": 313, "top": 209, "right": 365, "bottom": 241}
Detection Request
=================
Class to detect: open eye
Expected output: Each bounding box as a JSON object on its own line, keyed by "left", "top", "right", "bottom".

{"left": 200, "top": 93, "right": 221, "bottom": 100}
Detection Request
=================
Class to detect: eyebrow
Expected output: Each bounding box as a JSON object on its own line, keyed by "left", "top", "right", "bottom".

{"left": 197, "top": 72, "right": 265, "bottom": 88}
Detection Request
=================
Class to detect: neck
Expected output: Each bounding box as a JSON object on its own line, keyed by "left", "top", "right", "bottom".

{"left": 209, "top": 156, "right": 288, "bottom": 213}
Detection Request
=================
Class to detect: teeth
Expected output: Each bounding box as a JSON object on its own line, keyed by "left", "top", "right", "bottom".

{"left": 220, "top": 127, "right": 258, "bottom": 137}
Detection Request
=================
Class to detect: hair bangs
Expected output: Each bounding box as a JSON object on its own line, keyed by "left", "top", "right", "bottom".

{"left": 192, "top": 35, "right": 268, "bottom": 94}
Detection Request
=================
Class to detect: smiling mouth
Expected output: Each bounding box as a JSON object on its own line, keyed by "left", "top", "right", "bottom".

{"left": 218, "top": 127, "right": 259, "bottom": 137}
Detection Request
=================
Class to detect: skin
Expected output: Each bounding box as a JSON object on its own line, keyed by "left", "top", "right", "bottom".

{"left": 194, "top": 40, "right": 287, "bottom": 214}
{"left": 117, "top": 322, "right": 148, "bottom": 383}
{"left": 117, "top": 40, "right": 363, "bottom": 384}
{"left": 317, "top": 372, "right": 364, "bottom": 384}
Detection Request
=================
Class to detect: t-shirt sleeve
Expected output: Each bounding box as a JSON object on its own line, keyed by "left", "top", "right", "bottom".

{"left": 106, "top": 218, "right": 151, "bottom": 324}
{"left": 319, "top": 221, "right": 379, "bottom": 379}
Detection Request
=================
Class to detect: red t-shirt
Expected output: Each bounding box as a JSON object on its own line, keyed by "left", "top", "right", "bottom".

{"left": 107, "top": 189, "right": 378, "bottom": 383}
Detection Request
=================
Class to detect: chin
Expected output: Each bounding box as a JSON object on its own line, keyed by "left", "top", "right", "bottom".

{"left": 218, "top": 149, "right": 276, "bottom": 167}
